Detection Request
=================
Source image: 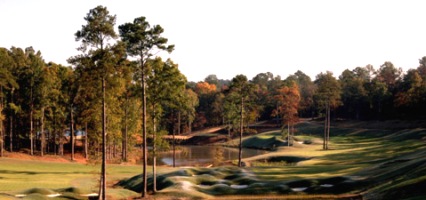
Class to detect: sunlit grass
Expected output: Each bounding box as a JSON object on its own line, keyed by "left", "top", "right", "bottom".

{"left": 1, "top": 121, "right": 425, "bottom": 199}
{"left": 0, "top": 158, "right": 153, "bottom": 199}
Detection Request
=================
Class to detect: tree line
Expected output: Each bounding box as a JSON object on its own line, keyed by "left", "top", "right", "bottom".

{"left": 191, "top": 60, "right": 426, "bottom": 129}
{"left": 2, "top": 4, "right": 426, "bottom": 197}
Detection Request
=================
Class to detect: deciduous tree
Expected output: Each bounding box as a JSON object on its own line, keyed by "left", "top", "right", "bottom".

{"left": 314, "top": 72, "right": 341, "bottom": 150}
{"left": 272, "top": 82, "right": 300, "bottom": 146}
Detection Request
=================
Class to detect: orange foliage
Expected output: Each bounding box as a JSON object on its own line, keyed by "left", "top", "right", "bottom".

{"left": 273, "top": 83, "right": 301, "bottom": 124}
{"left": 195, "top": 81, "right": 217, "bottom": 94}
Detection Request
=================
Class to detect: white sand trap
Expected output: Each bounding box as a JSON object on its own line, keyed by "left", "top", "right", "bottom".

{"left": 320, "top": 184, "right": 334, "bottom": 188}
{"left": 291, "top": 187, "right": 307, "bottom": 192}
{"left": 81, "top": 193, "right": 99, "bottom": 197}
{"left": 230, "top": 185, "right": 248, "bottom": 189}
{"left": 181, "top": 181, "right": 193, "bottom": 190}
{"left": 47, "top": 193, "right": 61, "bottom": 198}
{"left": 15, "top": 194, "right": 26, "bottom": 197}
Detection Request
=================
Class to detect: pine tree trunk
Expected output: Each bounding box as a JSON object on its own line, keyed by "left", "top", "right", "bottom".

{"left": 53, "top": 119, "right": 56, "bottom": 155}
{"left": 173, "top": 126, "right": 176, "bottom": 168}
{"left": 238, "top": 97, "right": 244, "bottom": 167}
{"left": 85, "top": 123, "right": 88, "bottom": 160}
{"left": 122, "top": 95, "right": 128, "bottom": 162}
{"left": 59, "top": 137, "right": 63, "bottom": 156}
{"left": 40, "top": 107, "right": 45, "bottom": 156}
{"left": 70, "top": 104, "right": 74, "bottom": 161}
{"left": 9, "top": 88, "right": 14, "bottom": 152}
{"left": 0, "top": 87, "right": 3, "bottom": 157}
{"left": 100, "top": 77, "right": 107, "bottom": 200}
{"left": 323, "top": 103, "right": 327, "bottom": 150}
{"left": 327, "top": 103, "right": 331, "bottom": 150}
{"left": 0, "top": 120, "right": 3, "bottom": 157}
{"left": 152, "top": 107, "right": 157, "bottom": 193}
{"left": 141, "top": 61, "right": 148, "bottom": 198}
{"left": 113, "top": 139, "right": 117, "bottom": 159}
{"left": 9, "top": 114, "right": 13, "bottom": 152}
{"left": 30, "top": 85, "right": 34, "bottom": 156}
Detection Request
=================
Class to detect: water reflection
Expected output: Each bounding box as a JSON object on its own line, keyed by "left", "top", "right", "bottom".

{"left": 157, "top": 145, "right": 266, "bottom": 167}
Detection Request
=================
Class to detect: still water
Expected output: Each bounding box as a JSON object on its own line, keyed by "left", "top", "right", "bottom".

{"left": 157, "top": 145, "right": 266, "bottom": 166}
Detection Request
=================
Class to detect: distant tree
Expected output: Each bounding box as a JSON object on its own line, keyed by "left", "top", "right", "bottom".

{"left": 146, "top": 58, "right": 186, "bottom": 191}
{"left": 226, "top": 75, "right": 254, "bottom": 167}
{"left": 37, "top": 63, "right": 60, "bottom": 156}
{"left": 418, "top": 56, "right": 426, "bottom": 78}
{"left": 286, "top": 71, "right": 315, "bottom": 118}
{"left": 0, "top": 48, "right": 18, "bottom": 157}
{"left": 24, "top": 47, "right": 45, "bottom": 156}
{"left": 395, "top": 69, "right": 423, "bottom": 117}
{"left": 50, "top": 63, "right": 72, "bottom": 156}
{"left": 170, "top": 88, "right": 198, "bottom": 167}
{"left": 194, "top": 82, "right": 219, "bottom": 127}
{"left": 120, "top": 60, "right": 138, "bottom": 162}
{"left": 195, "top": 82, "right": 217, "bottom": 94}
{"left": 314, "top": 72, "right": 341, "bottom": 150}
{"left": 272, "top": 82, "right": 300, "bottom": 146}
{"left": 376, "top": 62, "right": 402, "bottom": 92}
{"left": 9, "top": 47, "right": 27, "bottom": 152}
{"left": 204, "top": 74, "right": 219, "bottom": 89}
{"left": 176, "top": 88, "right": 199, "bottom": 135}
{"left": 339, "top": 69, "right": 368, "bottom": 119}
{"left": 251, "top": 72, "right": 273, "bottom": 121}
{"left": 211, "top": 92, "right": 225, "bottom": 126}
{"left": 119, "top": 16, "right": 174, "bottom": 197}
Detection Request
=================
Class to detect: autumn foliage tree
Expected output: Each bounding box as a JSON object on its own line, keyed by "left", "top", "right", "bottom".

{"left": 272, "top": 82, "right": 300, "bottom": 146}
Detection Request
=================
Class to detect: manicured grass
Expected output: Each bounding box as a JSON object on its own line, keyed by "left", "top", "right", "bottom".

{"left": 2, "top": 121, "right": 426, "bottom": 199}
{"left": 0, "top": 158, "right": 147, "bottom": 199}
{"left": 0, "top": 159, "right": 98, "bottom": 192}
{"left": 117, "top": 121, "right": 425, "bottom": 199}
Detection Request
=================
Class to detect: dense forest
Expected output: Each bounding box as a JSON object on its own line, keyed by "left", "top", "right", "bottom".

{"left": 1, "top": 6, "right": 426, "bottom": 161}
{"left": 2, "top": 45, "right": 426, "bottom": 157}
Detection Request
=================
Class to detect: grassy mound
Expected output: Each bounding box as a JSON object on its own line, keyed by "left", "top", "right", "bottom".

{"left": 359, "top": 148, "right": 426, "bottom": 199}
{"left": 117, "top": 166, "right": 359, "bottom": 198}
{"left": 21, "top": 188, "right": 57, "bottom": 195}
{"left": 56, "top": 187, "right": 91, "bottom": 195}
{"left": 242, "top": 135, "right": 286, "bottom": 150}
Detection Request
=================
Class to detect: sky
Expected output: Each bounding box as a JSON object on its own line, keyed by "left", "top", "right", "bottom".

{"left": 1, "top": 0, "right": 426, "bottom": 82}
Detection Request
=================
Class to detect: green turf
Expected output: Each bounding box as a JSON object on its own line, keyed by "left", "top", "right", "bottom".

{"left": 0, "top": 158, "right": 145, "bottom": 198}
{"left": 1, "top": 121, "right": 426, "bottom": 199}
{"left": 118, "top": 121, "right": 426, "bottom": 199}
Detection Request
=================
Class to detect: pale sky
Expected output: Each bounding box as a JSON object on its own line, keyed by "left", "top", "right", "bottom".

{"left": 1, "top": 0, "right": 426, "bottom": 82}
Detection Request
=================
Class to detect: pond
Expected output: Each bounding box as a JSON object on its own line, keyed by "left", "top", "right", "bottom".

{"left": 156, "top": 145, "right": 267, "bottom": 167}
